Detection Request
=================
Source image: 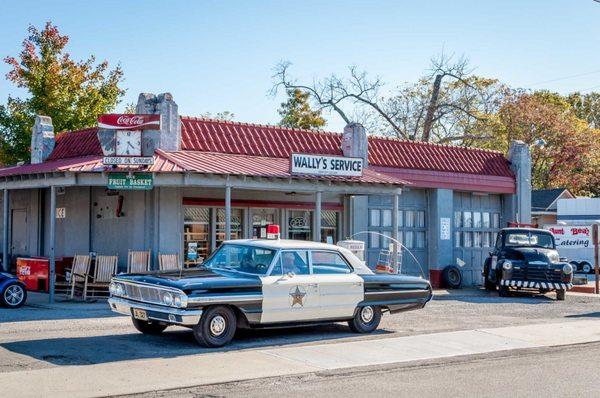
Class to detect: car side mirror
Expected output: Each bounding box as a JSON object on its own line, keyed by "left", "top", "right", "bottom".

{"left": 489, "top": 251, "right": 494, "bottom": 257}
{"left": 277, "top": 272, "right": 294, "bottom": 281}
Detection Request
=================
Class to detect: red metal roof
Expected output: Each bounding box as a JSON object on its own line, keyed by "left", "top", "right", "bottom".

{"left": 47, "top": 128, "right": 102, "bottom": 160}
{"left": 180, "top": 117, "right": 513, "bottom": 178}
{"left": 0, "top": 117, "right": 515, "bottom": 192}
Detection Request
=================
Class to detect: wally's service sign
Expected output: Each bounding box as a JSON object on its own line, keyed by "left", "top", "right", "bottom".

{"left": 290, "top": 153, "right": 363, "bottom": 177}
{"left": 546, "top": 225, "right": 593, "bottom": 248}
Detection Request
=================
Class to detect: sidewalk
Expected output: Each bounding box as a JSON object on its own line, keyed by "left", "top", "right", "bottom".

{"left": 2, "top": 318, "right": 600, "bottom": 398}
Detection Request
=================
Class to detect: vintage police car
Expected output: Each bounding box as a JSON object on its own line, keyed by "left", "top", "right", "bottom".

{"left": 108, "top": 234, "right": 432, "bottom": 347}
{"left": 482, "top": 227, "right": 573, "bottom": 300}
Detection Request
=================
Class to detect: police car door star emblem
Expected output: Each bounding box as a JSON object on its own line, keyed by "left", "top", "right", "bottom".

{"left": 289, "top": 285, "right": 306, "bottom": 307}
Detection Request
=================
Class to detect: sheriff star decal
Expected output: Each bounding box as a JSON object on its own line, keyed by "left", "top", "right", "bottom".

{"left": 289, "top": 285, "right": 307, "bottom": 307}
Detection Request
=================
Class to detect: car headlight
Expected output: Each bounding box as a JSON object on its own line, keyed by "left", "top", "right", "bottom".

{"left": 110, "top": 282, "right": 125, "bottom": 296}
{"left": 162, "top": 292, "right": 173, "bottom": 306}
{"left": 502, "top": 261, "right": 513, "bottom": 270}
{"left": 173, "top": 294, "right": 188, "bottom": 308}
{"left": 562, "top": 264, "right": 573, "bottom": 275}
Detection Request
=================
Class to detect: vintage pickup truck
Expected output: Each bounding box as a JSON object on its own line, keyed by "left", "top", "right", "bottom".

{"left": 483, "top": 227, "right": 573, "bottom": 300}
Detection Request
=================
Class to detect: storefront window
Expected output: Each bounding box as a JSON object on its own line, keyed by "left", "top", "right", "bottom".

{"left": 473, "top": 212, "right": 481, "bottom": 228}
{"left": 454, "top": 211, "right": 462, "bottom": 228}
{"left": 250, "top": 208, "right": 279, "bottom": 239}
{"left": 404, "top": 231, "right": 414, "bottom": 249}
{"left": 382, "top": 209, "right": 392, "bottom": 227}
{"left": 463, "top": 211, "right": 473, "bottom": 228}
{"left": 183, "top": 207, "right": 210, "bottom": 267}
{"left": 216, "top": 208, "right": 243, "bottom": 247}
{"left": 482, "top": 212, "right": 490, "bottom": 228}
{"left": 415, "top": 231, "right": 426, "bottom": 249}
{"left": 288, "top": 210, "right": 312, "bottom": 240}
{"left": 397, "top": 210, "right": 403, "bottom": 227}
{"left": 321, "top": 210, "right": 339, "bottom": 244}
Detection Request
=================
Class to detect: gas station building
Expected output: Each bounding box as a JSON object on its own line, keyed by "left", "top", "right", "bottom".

{"left": 0, "top": 92, "right": 531, "bottom": 294}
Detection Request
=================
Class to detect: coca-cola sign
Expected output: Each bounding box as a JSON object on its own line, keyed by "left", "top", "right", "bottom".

{"left": 98, "top": 114, "right": 161, "bottom": 130}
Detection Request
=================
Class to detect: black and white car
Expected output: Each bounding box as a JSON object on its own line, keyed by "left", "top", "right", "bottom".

{"left": 108, "top": 235, "right": 432, "bottom": 347}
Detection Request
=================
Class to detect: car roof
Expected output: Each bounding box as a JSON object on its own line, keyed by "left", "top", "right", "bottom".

{"left": 221, "top": 238, "right": 343, "bottom": 251}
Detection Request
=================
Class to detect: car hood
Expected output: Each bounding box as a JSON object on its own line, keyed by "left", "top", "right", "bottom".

{"left": 503, "top": 247, "right": 558, "bottom": 264}
{"left": 114, "top": 269, "right": 262, "bottom": 292}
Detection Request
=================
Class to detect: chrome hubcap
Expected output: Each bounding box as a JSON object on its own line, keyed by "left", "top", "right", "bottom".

{"left": 360, "top": 306, "right": 374, "bottom": 323}
{"left": 210, "top": 315, "right": 226, "bottom": 336}
{"left": 5, "top": 285, "right": 24, "bottom": 306}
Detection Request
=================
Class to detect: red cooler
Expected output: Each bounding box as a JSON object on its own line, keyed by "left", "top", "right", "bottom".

{"left": 17, "top": 257, "right": 49, "bottom": 292}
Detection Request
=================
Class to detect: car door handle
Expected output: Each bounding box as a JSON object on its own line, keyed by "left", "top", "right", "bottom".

{"left": 307, "top": 283, "right": 318, "bottom": 288}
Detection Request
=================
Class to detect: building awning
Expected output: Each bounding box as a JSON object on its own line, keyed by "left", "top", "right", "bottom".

{"left": 0, "top": 150, "right": 408, "bottom": 188}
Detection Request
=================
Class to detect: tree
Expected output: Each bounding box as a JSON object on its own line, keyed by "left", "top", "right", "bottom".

{"left": 271, "top": 55, "right": 506, "bottom": 142}
{"left": 477, "top": 90, "right": 600, "bottom": 195}
{"left": 200, "top": 111, "right": 235, "bottom": 121}
{"left": 278, "top": 88, "right": 326, "bottom": 129}
{"left": 1, "top": 22, "right": 124, "bottom": 163}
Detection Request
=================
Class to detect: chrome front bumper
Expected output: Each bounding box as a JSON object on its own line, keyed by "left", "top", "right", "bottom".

{"left": 108, "top": 297, "right": 203, "bottom": 326}
{"left": 500, "top": 279, "right": 573, "bottom": 290}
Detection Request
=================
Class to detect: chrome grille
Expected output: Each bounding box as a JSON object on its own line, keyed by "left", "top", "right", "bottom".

{"left": 120, "top": 282, "right": 177, "bottom": 306}
{"left": 512, "top": 266, "right": 562, "bottom": 282}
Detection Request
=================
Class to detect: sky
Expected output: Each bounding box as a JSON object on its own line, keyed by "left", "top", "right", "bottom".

{"left": 1, "top": 0, "right": 599, "bottom": 132}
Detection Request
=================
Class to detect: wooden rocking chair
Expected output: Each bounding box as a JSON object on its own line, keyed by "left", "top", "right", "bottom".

{"left": 158, "top": 253, "right": 181, "bottom": 271}
{"left": 127, "top": 250, "right": 150, "bottom": 273}
{"left": 69, "top": 254, "right": 92, "bottom": 299}
{"left": 85, "top": 255, "right": 118, "bottom": 299}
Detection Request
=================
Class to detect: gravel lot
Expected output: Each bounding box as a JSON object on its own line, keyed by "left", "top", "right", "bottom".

{"left": 1, "top": 289, "right": 599, "bottom": 374}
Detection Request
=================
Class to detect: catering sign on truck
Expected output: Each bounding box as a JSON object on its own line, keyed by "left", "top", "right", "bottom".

{"left": 544, "top": 225, "right": 594, "bottom": 272}
{"left": 546, "top": 225, "right": 592, "bottom": 248}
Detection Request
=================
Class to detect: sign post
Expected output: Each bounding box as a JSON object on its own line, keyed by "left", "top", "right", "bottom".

{"left": 594, "top": 224, "right": 599, "bottom": 294}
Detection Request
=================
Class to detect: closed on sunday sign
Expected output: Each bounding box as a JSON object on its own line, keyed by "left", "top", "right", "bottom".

{"left": 290, "top": 153, "right": 363, "bottom": 177}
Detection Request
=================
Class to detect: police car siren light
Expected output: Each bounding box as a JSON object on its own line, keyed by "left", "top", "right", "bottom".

{"left": 266, "top": 224, "right": 280, "bottom": 240}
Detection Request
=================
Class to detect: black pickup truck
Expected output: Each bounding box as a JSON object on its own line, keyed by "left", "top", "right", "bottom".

{"left": 482, "top": 228, "right": 573, "bottom": 300}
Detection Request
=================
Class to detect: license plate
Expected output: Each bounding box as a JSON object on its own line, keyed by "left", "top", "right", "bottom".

{"left": 132, "top": 308, "right": 148, "bottom": 321}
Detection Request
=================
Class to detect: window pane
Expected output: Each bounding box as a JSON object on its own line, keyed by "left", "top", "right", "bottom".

{"left": 492, "top": 213, "right": 500, "bottom": 229}
{"left": 405, "top": 210, "right": 415, "bottom": 228}
{"left": 482, "top": 212, "right": 490, "bottom": 228}
{"left": 370, "top": 234, "right": 380, "bottom": 248}
{"left": 321, "top": 210, "right": 338, "bottom": 244}
{"left": 416, "top": 211, "right": 425, "bottom": 228}
{"left": 216, "top": 208, "right": 244, "bottom": 246}
{"left": 474, "top": 231, "right": 482, "bottom": 247}
{"left": 381, "top": 232, "right": 392, "bottom": 249}
{"left": 288, "top": 210, "right": 312, "bottom": 240}
{"left": 454, "top": 211, "right": 462, "bottom": 228}
{"left": 463, "top": 231, "right": 473, "bottom": 247}
{"left": 463, "top": 211, "right": 473, "bottom": 228}
{"left": 473, "top": 212, "right": 482, "bottom": 228}
{"left": 404, "top": 231, "right": 414, "bottom": 249}
{"left": 382, "top": 209, "right": 392, "bottom": 227}
{"left": 416, "top": 231, "right": 426, "bottom": 248}
{"left": 454, "top": 231, "right": 461, "bottom": 247}
{"left": 482, "top": 232, "right": 490, "bottom": 248}
{"left": 279, "top": 250, "right": 310, "bottom": 275}
{"left": 312, "top": 251, "right": 352, "bottom": 274}
{"left": 370, "top": 209, "right": 380, "bottom": 227}
{"left": 397, "top": 210, "right": 403, "bottom": 228}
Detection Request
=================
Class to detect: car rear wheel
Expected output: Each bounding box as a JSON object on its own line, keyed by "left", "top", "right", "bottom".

{"left": 556, "top": 289, "right": 566, "bottom": 301}
{"left": 131, "top": 318, "right": 168, "bottom": 335}
{"left": 193, "top": 305, "right": 237, "bottom": 348}
{"left": 1, "top": 282, "right": 27, "bottom": 308}
{"left": 348, "top": 305, "right": 382, "bottom": 333}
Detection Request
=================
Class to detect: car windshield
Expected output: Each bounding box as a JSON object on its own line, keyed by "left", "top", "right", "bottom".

{"left": 203, "top": 244, "right": 276, "bottom": 275}
{"left": 505, "top": 231, "right": 554, "bottom": 249}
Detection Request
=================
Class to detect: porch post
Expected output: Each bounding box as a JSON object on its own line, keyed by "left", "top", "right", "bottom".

{"left": 391, "top": 189, "right": 399, "bottom": 273}
{"left": 49, "top": 185, "right": 56, "bottom": 303}
{"left": 314, "top": 191, "right": 322, "bottom": 242}
{"left": 2, "top": 189, "right": 8, "bottom": 272}
{"left": 225, "top": 185, "right": 231, "bottom": 241}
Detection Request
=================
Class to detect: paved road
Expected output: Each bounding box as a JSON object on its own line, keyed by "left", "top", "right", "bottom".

{"left": 129, "top": 342, "right": 600, "bottom": 398}
{"left": 2, "top": 290, "right": 600, "bottom": 374}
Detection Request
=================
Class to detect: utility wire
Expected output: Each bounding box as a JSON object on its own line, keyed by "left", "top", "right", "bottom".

{"left": 526, "top": 69, "right": 600, "bottom": 87}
